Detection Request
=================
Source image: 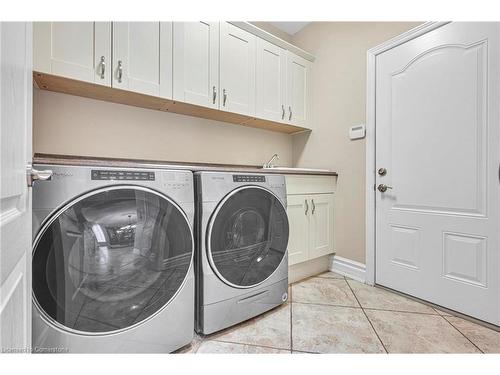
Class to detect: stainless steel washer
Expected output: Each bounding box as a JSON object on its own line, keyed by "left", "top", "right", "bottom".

{"left": 31, "top": 164, "right": 195, "bottom": 353}
{"left": 195, "top": 172, "right": 289, "bottom": 334}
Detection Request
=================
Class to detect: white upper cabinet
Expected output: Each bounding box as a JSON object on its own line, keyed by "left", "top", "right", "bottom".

{"left": 33, "top": 22, "right": 111, "bottom": 86}
{"left": 286, "top": 52, "right": 311, "bottom": 127}
{"left": 113, "top": 22, "right": 172, "bottom": 98}
{"left": 256, "top": 39, "right": 287, "bottom": 122}
{"left": 173, "top": 22, "right": 219, "bottom": 108}
{"left": 219, "top": 22, "right": 256, "bottom": 116}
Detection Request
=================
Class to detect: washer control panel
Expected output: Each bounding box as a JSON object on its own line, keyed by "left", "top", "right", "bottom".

{"left": 233, "top": 175, "right": 266, "bottom": 183}
{"left": 91, "top": 170, "right": 155, "bottom": 181}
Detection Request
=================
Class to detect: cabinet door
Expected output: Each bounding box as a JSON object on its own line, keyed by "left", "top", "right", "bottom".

{"left": 173, "top": 22, "right": 219, "bottom": 108}
{"left": 220, "top": 22, "right": 256, "bottom": 116}
{"left": 113, "top": 22, "right": 169, "bottom": 97}
{"left": 256, "top": 38, "right": 286, "bottom": 122}
{"left": 286, "top": 52, "right": 311, "bottom": 127}
{"left": 33, "top": 22, "right": 111, "bottom": 86}
{"left": 308, "top": 194, "right": 334, "bottom": 259}
{"left": 287, "top": 195, "right": 310, "bottom": 266}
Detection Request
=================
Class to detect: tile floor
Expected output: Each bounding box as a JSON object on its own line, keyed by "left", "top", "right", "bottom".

{"left": 176, "top": 272, "right": 500, "bottom": 354}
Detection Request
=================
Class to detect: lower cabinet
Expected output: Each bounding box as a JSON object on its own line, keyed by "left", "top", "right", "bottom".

{"left": 286, "top": 175, "right": 335, "bottom": 266}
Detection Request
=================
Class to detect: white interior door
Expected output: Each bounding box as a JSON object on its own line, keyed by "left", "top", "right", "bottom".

{"left": 256, "top": 39, "right": 286, "bottom": 122}
{"left": 173, "top": 22, "right": 219, "bottom": 108}
{"left": 113, "top": 22, "right": 165, "bottom": 97}
{"left": 286, "top": 52, "right": 310, "bottom": 127}
{"left": 0, "top": 22, "right": 33, "bottom": 351}
{"left": 375, "top": 22, "right": 500, "bottom": 325}
{"left": 220, "top": 22, "right": 256, "bottom": 116}
{"left": 33, "top": 22, "right": 111, "bottom": 86}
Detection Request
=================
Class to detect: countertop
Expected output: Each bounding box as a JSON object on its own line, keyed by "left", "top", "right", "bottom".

{"left": 33, "top": 154, "right": 338, "bottom": 177}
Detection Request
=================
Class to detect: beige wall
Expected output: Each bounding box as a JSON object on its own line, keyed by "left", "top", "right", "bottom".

{"left": 291, "top": 22, "right": 421, "bottom": 263}
{"left": 33, "top": 89, "right": 293, "bottom": 166}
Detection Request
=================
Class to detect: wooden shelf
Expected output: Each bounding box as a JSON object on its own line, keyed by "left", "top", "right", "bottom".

{"left": 33, "top": 72, "right": 310, "bottom": 135}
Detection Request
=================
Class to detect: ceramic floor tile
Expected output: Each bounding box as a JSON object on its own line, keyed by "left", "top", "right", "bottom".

{"left": 445, "top": 316, "right": 500, "bottom": 353}
{"left": 292, "top": 303, "right": 385, "bottom": 354}
{"left": 292, "top": 277, "right": 359, "bottom": 307}
{"left": 346, "top": 280, "right": 436, "bottom": 314}
{"left": 365, "top": 310, "right": 480, "bottom": 353}
{"left": 209, "top": 303, "right": 291, "bottom": 350}
{"left": 197, "top": 341, "right": 289, "bottom": 354}
{"left": 316, "top": 271, "right": 345, "bottom": 279}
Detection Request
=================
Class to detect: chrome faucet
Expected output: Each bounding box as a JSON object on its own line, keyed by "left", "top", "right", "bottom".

{"left": 263, "top": 153, "right": 279, "bottom": 168}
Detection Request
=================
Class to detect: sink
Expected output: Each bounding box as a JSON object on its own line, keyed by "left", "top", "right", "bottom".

{"left": 261, "top": 167, "right": 331, "bottom": 173}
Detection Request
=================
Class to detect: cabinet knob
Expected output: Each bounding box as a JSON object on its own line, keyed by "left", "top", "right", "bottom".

{"left": 288, "top": 106, "right": 292, "bottom": 121}
{"left": 223, "top": 89, "right": 227, "bottom": 107}
{"left": 311, "top": 199, "right": 315, "bottom": 214}
{"left": 212, "top": 86, "right": 217, "bottom": 104}
{"left": 304, "top": 199, "right": 309, "bottom": 215}
{"left": 281, "top": 104, "right": 285, "bottom": 120}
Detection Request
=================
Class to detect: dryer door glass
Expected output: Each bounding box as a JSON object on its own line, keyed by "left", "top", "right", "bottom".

{"left": 32, "top": 187, "right": 193, "bottom": 333}
{"left": 208, "top": 187, "right": 289, "bottom": 288}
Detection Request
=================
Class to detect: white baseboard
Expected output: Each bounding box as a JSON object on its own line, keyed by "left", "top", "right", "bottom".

{"left": 329, "top": 255, "right": 366, "bottom": 283}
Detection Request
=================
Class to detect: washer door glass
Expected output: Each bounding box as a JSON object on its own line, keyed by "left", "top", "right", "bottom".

{"left": 208, "top": 187, "right": 289, "bottom": 288}
{"left": 32, "top": 187, "right": 193, "bottom": 334}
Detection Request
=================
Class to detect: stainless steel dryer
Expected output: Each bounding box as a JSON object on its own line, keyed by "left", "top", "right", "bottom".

{"left": 31, "top": 164, "right": 195, "bottom": 353}
{"left": 195, "top": 172, "right": 289, "bottom": 334}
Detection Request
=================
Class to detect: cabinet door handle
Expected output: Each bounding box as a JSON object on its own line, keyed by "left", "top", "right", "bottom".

{"left": 212, "top": 86, "right": 217, "bottom": 104}
{"left": 99, "top": 56, "right": 105, "bottom": 79}
{"left": 281, "top": 104, "right": 285, "bottom": 120}
{"left": 223, "top": 89, "right": 227, "bottom": 106}
{"left": 117, "top": 60, "right": 123, "bottom": 83}
{"left": 304, "top": 199, "right": 309, "bottom": 215}
{"left": 288, "top": 106, "right": 292, "bottom": 121}
{"left": 311, "top": 199, "right": 316, "bottom": 214}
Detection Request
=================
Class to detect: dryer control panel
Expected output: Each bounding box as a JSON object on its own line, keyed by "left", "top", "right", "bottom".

{"left": 91, "top": 170, "right": 155, "bottom": 181}
{"left": 233, "top": 175, "right": 266, "bottom": 183}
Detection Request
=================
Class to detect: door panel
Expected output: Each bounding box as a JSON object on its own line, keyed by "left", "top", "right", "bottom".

{"left": 287, "top": 195, "right": 310, "bottom": 266}
{"left": 375, "top": 22, "right": 500, "bottom": 325}
{"left": 286, "top": 52, "right": 310, "bottom": 127}
{"left": 0, "top": 22, "right": 32, "bottom": 350}
{"left": 32, "top": 187, "right": 193, "bottom": 333}
{"left": 256, "top": 39, "right": 286, "bottom": 122}
{"left": 33, "top": 22, "right": 111, "bottom": 86}
{"left": 309, "top": 194, "right": 334, "bottom": 259}
{"left": 113, "top": 22, "right": 163, "bottom": 96}
{"left": 207, "top": 187, "right": 288, "bottom": 288}
{"left": 220, "top": 22, "right": 256, "bottom": 116}
{"left": 173, "top": 22, "right": 219, "bottom": 108}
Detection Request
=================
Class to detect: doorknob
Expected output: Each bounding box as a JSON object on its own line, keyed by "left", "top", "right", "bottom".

{"left": 377, "top": 184, "right": 393, "bottom": 193}
{"left": 27, "top": 164, "right": 53, "bottom": 187}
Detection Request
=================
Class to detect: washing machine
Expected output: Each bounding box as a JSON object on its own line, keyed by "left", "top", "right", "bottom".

{"left": 31, "top": 164, "right": 195, "bottom": 353}
{"left": 195, "top": 171, "right": 289, "bottom": 334}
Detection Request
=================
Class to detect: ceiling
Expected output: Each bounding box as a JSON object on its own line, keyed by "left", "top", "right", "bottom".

{"left": 268, "top": 22, "right": 310, "bottom": 36}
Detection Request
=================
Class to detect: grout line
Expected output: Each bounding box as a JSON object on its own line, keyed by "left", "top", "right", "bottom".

{"left": 362, "top": 307, "right": 442, "bottom": 316}
{"left": 210, "top": 338, "right": 291, "bottom": 352}
{"left": 442, "top": 316, "right": 484, "bottom": 354}
{"left": 345, "top": 279, "right": 388, "bottom": 354}
{"left": 292, "top": 349, "right": 320, "bottom": 354}
{"left": 292, "top": 301, "right": 362, "bottom": 309}
{"left": 290, "top": 285, "right": 294, "bottom": 352}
